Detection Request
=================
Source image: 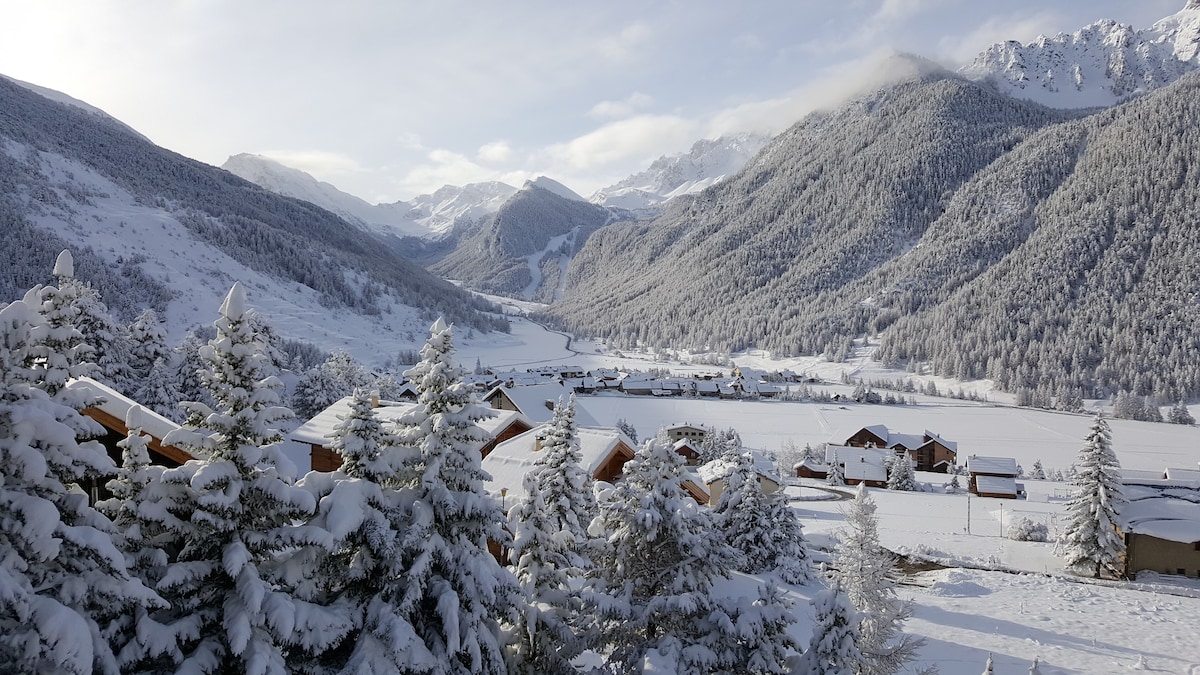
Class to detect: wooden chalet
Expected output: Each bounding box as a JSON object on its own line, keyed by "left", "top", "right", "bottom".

{"left": 665, "top": 423, "right": 708, "bottom": 444}
{"left": 825, "top": 444, "right": 889, "bottom": 488}
{"left": 291, "top": 396, "right": 533, "bottom": 472}
{"left": 794, "top": 458, "right": 830, "bottom": 480}
{"left": 673, "top": 438, "right": 702, "bottom": 465}
{"left": 843, "top": 425, "right": 958, "bottom": 472}
{"left": 483, "top": 381, "right": 600, "bottom": 426}
{"left": 965, "top": 455, "right": 1021, "bottom": 499}
{"left": 699, "top": 450, "right": 782, "bottom": 503}
{"left": 1122, "top": 474, "right": 1200, "bottom": 578}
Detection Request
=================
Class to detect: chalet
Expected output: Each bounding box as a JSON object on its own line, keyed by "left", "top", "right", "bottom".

{"left": 291, "top": 396, "right": 533, "bottom": 472}
{"left": 665, "top": 424, "right": 708, "bottom": 444}
{"left": 794, "top": 457, "right": 829, "bottom": 480}
{"left": 695, "top": 380, "right": 720, "bottom": 397}
{"left": 66, "top": 377, "right": 192, "bottom": 469}
{"left": 842, "top": 425, "right": 957, "bottom": 472}
{"left": 562, "top": 376, "right": 598, "bottom": 394}
{"left": 673, "top": 438, "right": 703, "bottom": 465}
{"left": 965, "top": 455, "right": 1021, "bottom": 499}
{"left": 482, "top": 381, "right": 600, "bottom": 426}
{"left": 1122, "top": 474, "right": 1200, "bottom": 578}
{"left": 482, "top": 426, "right": 709, "bottom": 508}
{"left": 699, "top": 450, "right": 782, "bottom": 503}
{"left": 618, "top": 378, "right": 657, "bottom": 396}
{"left": 825, "top": 444, "right": 889, "bottom": 488}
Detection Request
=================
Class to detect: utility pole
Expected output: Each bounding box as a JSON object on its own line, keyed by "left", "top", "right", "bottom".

{"left": 966, "top": 489, "right": 971, "bottom": 535}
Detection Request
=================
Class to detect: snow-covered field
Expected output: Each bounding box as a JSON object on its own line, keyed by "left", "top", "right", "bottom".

{"left": 450, "top": 314, "right": 1200, "bottom": 675}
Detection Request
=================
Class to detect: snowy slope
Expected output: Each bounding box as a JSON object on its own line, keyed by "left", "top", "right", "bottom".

{"left": 524, "top": 175, "right": 584, "bottom": 202}
{"left": 2, "top": 73, "right": 150, "bottom": 141}
{"left": 221, "top": 153, "right": 515, "bottom": 239}
{"left": 590, "top": 133, "right": 771, "bottom": 213}
{"left": 962, "top": 1, "right": 1200, "bottom": 108}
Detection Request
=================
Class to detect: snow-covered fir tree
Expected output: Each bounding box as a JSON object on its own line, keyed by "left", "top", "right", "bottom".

{"left": 615, "top": 417, "right": 638, "bottom": 444}
{"left": 507, "top": 395, "right": 596, "bottom": 673}
{"left": 710, "top": 447, "right": 813, "bottom": 584}
{"left": 96, "top": 406, "right": 190, "bottom": 672}
{"left": 25, "top": 250, "right": 96, "bottom": 400}
{"left": 1167, "top": 401, "right": 1195, "bottom": 425}
{"left": 835, "top": 484, "right": 922, "bottom": 674}
{"left": 127, "top": 308, "right": 169, "bottom": 383}
{"left": 1029, "top": 459, "right": 1046, "bottom": 480}
{"left": 292, "top": 350, "right": 373, "bottom": 420}
{"left": 982, "top": 653, "right": 994, "bottom": 674}
{"left": 284, "top": 387, "right": 428, "bottom": 673}
{"left": 886, "top": 454, "right": 917, "bottom": 491}
{"left": 731, "top": 581, "right": 802, "bottom": 674}
{"left": 797, "top": 582, "right": 863, "bottom": 675}
{"left": 392, "top": 318, "right": 521, "bottom": 675}
{"left": 156, "top": 283, "right": 339, "bottom": 673}
{"left": 698, "top": 426, "right": 741, "bottom": 465}
{"left": 1062, "top": 415, "right": 1127, "bottom": 578}
{"left": 66, "top": 274, "right": 136, "bottom": 393}
{"left": 0, "top": 299, "right": 161, "bottom": 675}
{"left": 589, "top": 437, "right": 743, "bottom": 672}
{"left": 827, "top": 450, "right": 846, "bottom": 486}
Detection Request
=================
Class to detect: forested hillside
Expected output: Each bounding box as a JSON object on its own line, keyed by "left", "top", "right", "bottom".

{"left": 545, "top": 62, "right": 1200, "bottom": 401}
{"left": 430, "top": 183, "right": 620, "bottom": 301}
{"left": 0, "top": 75, "right": 507, "bottom": 335}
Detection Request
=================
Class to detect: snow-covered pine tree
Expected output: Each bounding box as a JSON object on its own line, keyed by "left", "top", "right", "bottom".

{"left": 730, "top": 581, "right": 801, "bottom": 674}
{"left": 66, "top": 275, "right": 136, "bottom": 393}
{"left": 827, "top": 450, "right": 846, "bottom": 486}
{"left": 886, "top": 454, "right": 917, "bottom": 491}
{"left": 1062, "top": 415, "right": 1127, "bottom": 578}
{"left": 0, "top": 299, "right": 161, "bottom": 675}
{"left": 982, "top": 653, "right": 994, "bottom": 674}
{"left": 138, "top": 354, "right": 185, "bottom": 422}
{"left": 1029, "top": 459, "right": 1046, "bottom": 480}
{"left": 284, "top": 388, "right": 428, "bottom": 673}
{"left": 97, "top": 405, "right": 190, "bottom": 672}
{"left": 1167, "top": 401, "right": 1195, "bottom": 425}
{"left": 507, "top": 396, "right": 596, "bottom": 673}
{"left": 835, "top": 484, "right": 922, "bottom": 675}
{"left": 615, "top": 418, "right": 638, "bottom": 444}
{"left": 711, "top": 447, "right": 813, "bottom": 584}
{"left": 127, "top": 308, "right": 169, "bottom": 383}
{"left": 392, "top": 318, "right": 521, "bottom": 675}
{"left": 156, "top": 283, "right": 339, "bottom": 673}
{"left": 590, "top": 437, "right": 741, "bottom": 673}
{"left": 796, "top": 582, "right": 863, "bottom": 675}
{"left": 25, "top": 250, "right": 96, "bottom": 400}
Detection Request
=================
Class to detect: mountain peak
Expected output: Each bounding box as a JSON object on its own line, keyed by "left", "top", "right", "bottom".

{"left": 524, "top": 176, "right": 583, "bottom": 202}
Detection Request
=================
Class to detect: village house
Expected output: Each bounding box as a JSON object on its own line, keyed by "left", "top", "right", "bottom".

{"left": 664, "top": 423, "right": 708, "bottom": 444}
{"left": 794, "top": 456, "right": 830, "bottom": 480}
{"left": 673, "top": 438, "right": 703, "bottom": 465}
{"left": 482, "top": 381, "right": 600, "bottom": 426}
{"left": 291, "top": 396, "right": 533, "bottom": 472}
{"left": 1122, "top": 472, "right": 1200, "bottom": 578}
{"left": 965, "top": 455, "right": 1022, "bottom": 499}
{"left": 699, "top": 450, "right": 782, "bottom": 503}
{"left": 825, "top": 444, "right": 889, "bottom": 488}
{"left": 842, "top": 425, "right": 958, "bottom": 472}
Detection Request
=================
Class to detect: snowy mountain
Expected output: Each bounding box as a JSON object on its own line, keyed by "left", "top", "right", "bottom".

{"left": 590, "top": 133, "right": 771, "bottom": 214}
{"left": 221, "top": 153, "right": 515, "bottom": 240}
{"left": 962, "top": 1, "right": 1200, "bottom": 109}
{"left": 429, "top": 182, "right": 619, "bottom": 302}
{"left": 0, "top": 76, "right": 507, "bottom": 364}
{"left": 547, "top": 58, "right": 1200, "bottom": 401}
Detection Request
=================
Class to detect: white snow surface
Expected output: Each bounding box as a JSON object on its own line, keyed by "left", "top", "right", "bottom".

{"left": 221, "top": 153, "right": 516, "bottom": 239}
{"left": 524, "top": 176, "right": 584, "bottom": 202}
{"left": 962, "top": 2, "right": 1200, "bottom": 109}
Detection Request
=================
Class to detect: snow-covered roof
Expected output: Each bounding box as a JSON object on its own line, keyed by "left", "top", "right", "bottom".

{"left": 974, "top": 475, "right": 1018, "bottom": 496}
{"left": 65, "top": 377, "right": 184, "bottom": 449}
{"left": 888, "top": 432, "right": 927, "bottom": 450}
{"left": 1166, "top": 467, "right": 1200, "bottom": 482}
{"left": 697, "top": 450, "right": 780, "bottom": 485}
{"left": 481, "top": 425, "right": 633, "bottom": 506}
{"left": 924, "top": 430, "right": 958, "bottom": 452}
{"left": 825, "top": 444, "right": 890, "bottom": 465}
{"left": 1124, "top": 480, "right": 1200, "bottom": 543}
{"left": 844, "top": 455, "right": 887, "bottom": 483}
{"left": 291, "top": 396, "right": 529, "bottom": 448}
{"left": 483, "top": 382, "right": 599, "bottom": 426}
{"left": 966, "top": 455, "right": 1019, "bottom": 476}
{"left": 794, "top": 458, "right": 829, "bottom": 471}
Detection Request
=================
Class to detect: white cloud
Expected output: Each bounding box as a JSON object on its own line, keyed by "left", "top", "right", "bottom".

{"left": 588, "top": 92, "right": 655, "bottom": 119}
{"left": 477, "top": 140, "right": 512, "bottom": 163}
{"left": 545, "top": 114, "right": 700, "bottom": 171}
{"left": 595, "top": 22, "right": 652, "bottom": 63}
{"left": 935, "top": 11, "right": 1063, "bottom": 65}
{"left": 393, "top": 148, "right": 529, "bottom": 197}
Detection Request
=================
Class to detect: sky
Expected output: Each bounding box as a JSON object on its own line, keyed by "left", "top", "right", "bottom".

{"left": 0, "top": 0, "right": 1185, "bottom": 204}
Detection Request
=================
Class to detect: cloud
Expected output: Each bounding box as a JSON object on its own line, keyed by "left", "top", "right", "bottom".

{"left": 257, "top": 149, "right": 363, "bottom": 176}
{"left": 588, "top": 92, "right": 655, "bottom": 119}
{"left": 477, "top": 140, "right": 512, "bottom": 163}
{"left": 545, "top": 114, "right": 701, "bottom": 171}
{"left": 392, "top": 148, "right": 530, "bottom": 197}
{"left": 595, "top": 22, "right": 652, "bottom": 63}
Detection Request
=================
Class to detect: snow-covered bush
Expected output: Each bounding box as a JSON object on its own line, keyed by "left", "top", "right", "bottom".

{"left": 1007, "top": 517, "right": 1049, "bottom": 542}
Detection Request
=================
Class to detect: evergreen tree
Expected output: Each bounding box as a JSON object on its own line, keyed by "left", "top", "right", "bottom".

{"left": 25, "top": 250, "right": 96, "bottom": 400}
{"left": 67, "top": 276, "right": 136, "bottom": 393}
{"left": 827, "top": 450, "right": 846, "bottom": 486}
{"left": 731, "top": 581, "right": 801, "bottom": 674}
{"left": 138, "top": 354, "right": 184, "bottom": 422}
{"left": 615, "top": 418, "right": 638, "bottom": 444}
{"left": 156, "top": 283, "right": 337, "bottom": 673}
{"left": 835, "top": 484, "right": 922, "bottom": 674}
{"left": 285, "top": 388, "right": 427, "bottom": 673}
{"left": 796, "top": 582, "right": 863, "bottom": 675}
{"left": 711, "top": 447, "right": 813, "bottom": 584}
{"left": 507, "top": 396, "right": 596, "bottom": 673}
{"left": 1029, "top": 459, "right": 1046, "bottom": 480}
{"left": 392, "top": 318, "right": 521, "bottom": 675}
{"left": 96, "top": 406, "right": 190, "bottom": 672}
{"left": 1167, "top": 401, "right": 1195, "bottom": 425}
{"left": 1062, "top": 415, "right": 1127, "bottom": 578}
{"left": 590, "top": 438, "right": 741, "bottom": 672}
{"left": 0, "top": 299, "right": 161, "bottom": 675}
{"left": 886, "top": 454, "right": 917, "bottom": 491}
{"left": 127, "top": 308, "right": 169, "bottom": 382}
